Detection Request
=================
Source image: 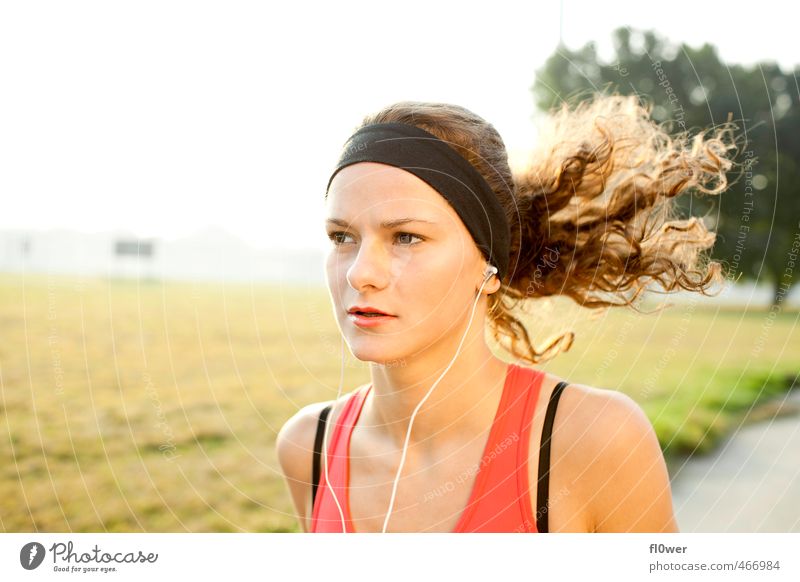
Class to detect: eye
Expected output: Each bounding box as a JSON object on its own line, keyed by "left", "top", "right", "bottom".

{"left": 327, "top": 231, "right": 424, "bottom": 246}
{"left": 395, "top": 232, "right": 424, "bottom": 245}
{"left": 327, "top": 231, "right": 353, "bottom": 245}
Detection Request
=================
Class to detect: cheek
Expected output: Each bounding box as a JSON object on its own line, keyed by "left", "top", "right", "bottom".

{"left": 324, "top": 251, "right": 336, "bottom": 279}
{"left": 324, "top": 252, "right": 346, "bottom": 301}
{"left": 422, "top": 245, "right": 472, "bottom": 290}
{"left": 403, "top": 258, "right": 472, "bottom": 321}
{"left": 387, "top": 247, "right": 414, "bottom": 279}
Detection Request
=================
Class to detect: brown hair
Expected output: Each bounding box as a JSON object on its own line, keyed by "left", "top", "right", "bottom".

{"left": 354, "top": 94, "right": 739, "bottom": 365}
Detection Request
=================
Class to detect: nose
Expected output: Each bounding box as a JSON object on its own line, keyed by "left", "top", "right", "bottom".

{"left": 345, "top": 237, "right": 391, "bottom": 292}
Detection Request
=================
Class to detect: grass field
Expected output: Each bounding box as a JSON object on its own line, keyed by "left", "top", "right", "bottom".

{"left": 1, "top": 274, "right": 797, "bottom": 532}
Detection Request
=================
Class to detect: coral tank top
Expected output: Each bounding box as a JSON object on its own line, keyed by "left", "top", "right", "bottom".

{"left": 311, "top": 362, "right": 546, "bottom": 532}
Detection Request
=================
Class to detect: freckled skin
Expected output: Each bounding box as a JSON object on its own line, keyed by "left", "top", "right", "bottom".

{"left": 325, "top": 161, "right": 500, "bottom": 368}
{"left": 276, "top": 161, "right": 679, "bottom": 533}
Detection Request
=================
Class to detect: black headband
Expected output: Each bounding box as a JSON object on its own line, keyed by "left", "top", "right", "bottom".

{"left": 325, "top": 122, "right": 511, "bottom": 281}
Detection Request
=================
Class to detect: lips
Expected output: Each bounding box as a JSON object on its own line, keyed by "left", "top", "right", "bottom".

{"left": 347, "top": 305, "right": 397, "bottom": 327}
{"left": 347, "top": 305, "right": 393, "bottom": 317}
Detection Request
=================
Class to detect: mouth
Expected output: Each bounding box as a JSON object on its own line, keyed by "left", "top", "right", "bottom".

{"left": 347, "top": 306, "right": 393, "bottom": 317}
{"left": 347, "top": 307, "right": 397, "bottom": 327}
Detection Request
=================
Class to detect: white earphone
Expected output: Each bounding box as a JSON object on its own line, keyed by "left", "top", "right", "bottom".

{"left": 321, "top": 262, "right": 498, "bottom": 532}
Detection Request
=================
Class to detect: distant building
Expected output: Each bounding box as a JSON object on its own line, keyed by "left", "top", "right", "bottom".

{"left": 0, "top": 228, "right": 325, "bottom": 285}
{"left": 113, "top": 238, "right": 156, "bottom": 280}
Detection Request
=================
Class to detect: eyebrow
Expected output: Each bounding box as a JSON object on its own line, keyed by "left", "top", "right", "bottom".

{"left": 325, "top": 217, "right": 438, "bottom": 229}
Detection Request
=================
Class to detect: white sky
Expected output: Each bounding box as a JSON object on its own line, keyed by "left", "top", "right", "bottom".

{"left": 1, "top": 1, "right": 795, "bottom": 252}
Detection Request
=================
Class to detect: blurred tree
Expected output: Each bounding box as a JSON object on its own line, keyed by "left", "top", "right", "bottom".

{"left": 533, "top": 28, "right": 800, "bottom": 306}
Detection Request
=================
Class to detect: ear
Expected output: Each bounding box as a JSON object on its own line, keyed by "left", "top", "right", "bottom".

{"left": 485, "top": 277, "right": 502, "bottom": 295}
{"left": 477, "top": 275, "right": 502, "bottom": 296}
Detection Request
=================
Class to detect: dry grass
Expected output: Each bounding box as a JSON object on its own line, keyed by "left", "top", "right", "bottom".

{"left": 0, "top": 274, "right": 797, "bottom": 532}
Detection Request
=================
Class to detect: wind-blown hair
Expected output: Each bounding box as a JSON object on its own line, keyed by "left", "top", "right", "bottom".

{"left": 354, "top": 94, "right": 739, "bottom": 364}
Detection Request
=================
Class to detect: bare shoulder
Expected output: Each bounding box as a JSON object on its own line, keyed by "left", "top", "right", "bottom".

{"left": 276, "top": 400, "right": 333, "bottom": 480}
{"left": 547, "top": 377, "right": 678, "bottom": 533}
{"left": 275, "top": 387, "right": 365, "bottom": 532}
{"left": 552, "top": 380, "right": 654, "bottom": 446}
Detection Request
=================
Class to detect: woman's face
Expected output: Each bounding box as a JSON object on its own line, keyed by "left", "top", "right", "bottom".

{"left": 325, "top": 162, "right": 498, "bottom": 365}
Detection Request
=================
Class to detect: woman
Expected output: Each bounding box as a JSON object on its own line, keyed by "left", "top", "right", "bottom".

{"left": 277, "top": 94, "right": 737, "bottom": 533}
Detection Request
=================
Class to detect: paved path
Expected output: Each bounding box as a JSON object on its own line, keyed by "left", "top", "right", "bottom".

{"left": 669, "top": 389, "right": 800, "bottom": 532}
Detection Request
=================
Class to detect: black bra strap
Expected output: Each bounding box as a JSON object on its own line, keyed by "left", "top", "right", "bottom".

{"left": 536, "top": 381, "right": 569, "bottom": 533}
{"left": 311, "top": 382, "right": 569, "bottom": 531}
{"left": 311, "top": 404, "right": 333, "bottom": 511}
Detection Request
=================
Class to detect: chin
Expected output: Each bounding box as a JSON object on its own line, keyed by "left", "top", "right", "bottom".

{"left": 346, "top": 336, "right": 409, "bottom": 367}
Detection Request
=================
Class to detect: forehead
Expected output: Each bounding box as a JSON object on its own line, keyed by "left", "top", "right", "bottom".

{"left": 326, "top": 162, "right": 457, "bottom": 220}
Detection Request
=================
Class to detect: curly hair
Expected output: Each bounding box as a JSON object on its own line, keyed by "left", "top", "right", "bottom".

{"left": 352, "top": 94, "right": 739, "bottom": 365}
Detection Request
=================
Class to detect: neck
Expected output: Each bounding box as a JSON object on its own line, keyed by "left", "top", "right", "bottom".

{"left": 360, "top": 332, "right": 510, "bottom": 456}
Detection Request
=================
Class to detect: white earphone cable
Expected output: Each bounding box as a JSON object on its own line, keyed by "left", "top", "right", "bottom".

{"left": 380, "top": 265, "right": 496, "bottom": 532}
{"left": 319, "top": 331, "right": 348, "bottom": 531}
{"left": 321, "top": 264, "right": 497, "bottom": 533}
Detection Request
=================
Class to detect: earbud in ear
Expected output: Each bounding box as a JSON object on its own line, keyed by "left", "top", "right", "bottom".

{"left": 476, "top": 264, "right": 498, "bottom": 296}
